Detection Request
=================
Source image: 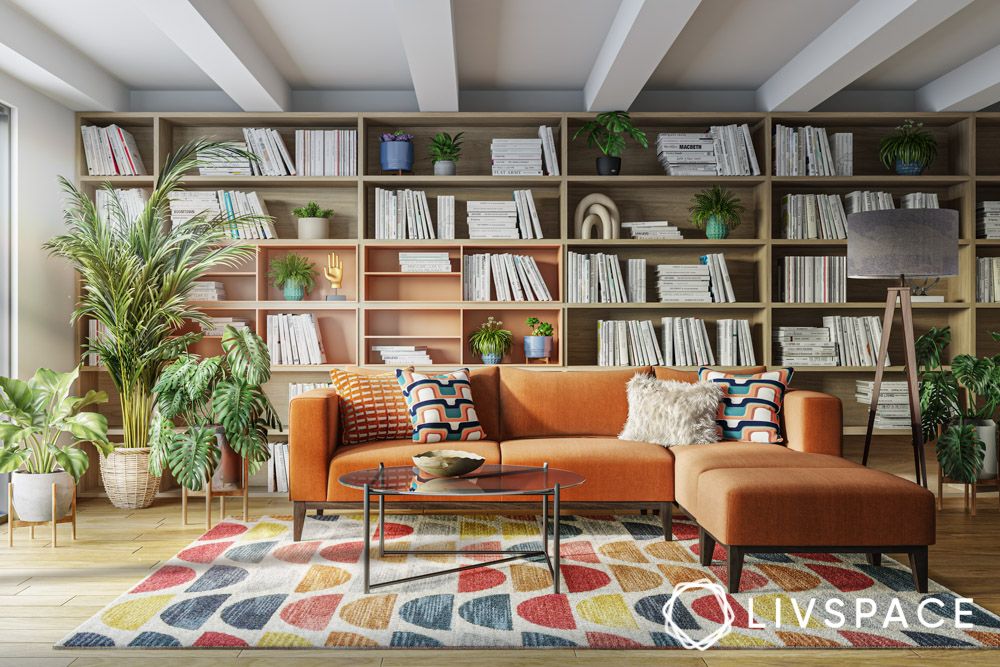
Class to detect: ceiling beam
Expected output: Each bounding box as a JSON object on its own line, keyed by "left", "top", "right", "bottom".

{"left": 756, "top": 0, "right": 974, "bottom": 112}
{"left": 137, "top": 0, "right": 289, "bottom": 112}
{"left": 584, "top": 0, "right": 702, "bottom": 112}
{"left": 0, "top": 0, "right": 127, "bottom": 111}
{"left": 392, "top": 0, "right": 459, "bottom": 112}
{"left": 917, "top": 43, "right": 1000, "bottom": 111}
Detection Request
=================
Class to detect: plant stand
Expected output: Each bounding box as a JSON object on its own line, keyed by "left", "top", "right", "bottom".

{"left": 7, "top": 482, "right": 77, "bottom": 548}
{"left": 380, "top": 168, "right": 412, "bottom": 176}
{"left": 181, "top": 457, "right": 249, "bottom": 530}
{"left": 938, "top": 473, "right": 1000, "bottom": 515}
{"left": 526, "top": 357, "right": 551, "bottom": 365}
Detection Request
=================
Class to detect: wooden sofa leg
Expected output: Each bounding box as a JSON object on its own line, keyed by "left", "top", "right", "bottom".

{"left": 727, "top": 545, "right": 744, "bottom": 594}
{"left": 293, "top": 502, "right": 306, "bottom": 542}
{"left": 660, "top": 503, "right": 672, "bottom": 541}
{"left": 908, "top": 547, "right": 929, "bottom": 593}
{"left": 866, "top": 552, "right": 882, "bottom": 566}
{"left": 698, "top": 526, "right": 715, "bottom": 566}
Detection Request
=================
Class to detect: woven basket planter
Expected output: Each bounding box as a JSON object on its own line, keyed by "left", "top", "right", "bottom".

{"left": 100, "top": 447, "right": 161, "bottom": 509}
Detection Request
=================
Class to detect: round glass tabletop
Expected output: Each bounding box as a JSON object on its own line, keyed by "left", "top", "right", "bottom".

{"left": 339, "top": 464, "right": 585, "bottom": 496}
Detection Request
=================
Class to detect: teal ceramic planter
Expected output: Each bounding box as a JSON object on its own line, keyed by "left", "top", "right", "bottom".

{"left": 705, "top": 215, "right": 730, "bottom": 240}
{"left": 283, "top": 282, "right": 305, "bottom": 301}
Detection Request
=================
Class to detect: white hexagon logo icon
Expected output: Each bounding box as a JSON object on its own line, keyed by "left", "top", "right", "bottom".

{"left": 661, "top": 578, "right": 735, "bottom": 650}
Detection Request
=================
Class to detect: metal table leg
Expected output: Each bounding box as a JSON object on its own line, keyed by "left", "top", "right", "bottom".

{"left": 553, "top": 482, "right": 561, "bottom": 594}
{"left": 363, "top": 484, "right": 370, "bottom": 594}
{"left": 378, "top": 494, "right": 385, "bottom": 557}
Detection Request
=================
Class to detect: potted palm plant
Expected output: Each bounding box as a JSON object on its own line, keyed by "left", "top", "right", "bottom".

{"left": 879, "top": 120, "right": 938, "bottom": 175}
{"left": 0, "top": 367, "right": 112, "bottom": 521}
{"left": 469, "top": 316, "right": 513, "bottom": 365}
{"left": 380, "top": 130, "right": 415, "bottom": 173}
{"left": 525, "top": 317, "right": 554, "bottom": 360}
{"left": 45, "top": 141, "right": 257, "bottom": 509}
{"left": 293, "top": 201, "right": 333, "bottom": 240}
{"left": 690, "top": 185, "right": 745, "bottom": 240}
{"left": 149, "top": 327, "right": 280, "bottom": 492}
{"left": 430, "top": 131, "right": 463, "bottom": 176}
{"left": 268, "top": 253, "right": 318, "bottom": 301}
{"left": 572, "top": 111, "right": 648, "bottom": 175}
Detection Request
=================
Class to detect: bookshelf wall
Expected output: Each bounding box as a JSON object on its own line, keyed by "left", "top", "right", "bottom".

{"left": 73, "top": 110, "right": 996, "bottom": 494}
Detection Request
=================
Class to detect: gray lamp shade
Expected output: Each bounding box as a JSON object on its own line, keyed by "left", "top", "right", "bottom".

{"left": 846, "top": 208, "right": 959, "bottom": 279}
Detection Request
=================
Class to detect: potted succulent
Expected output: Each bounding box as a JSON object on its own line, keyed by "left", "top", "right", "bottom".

{"left": 45, "top": 140, "right": 256, "bottom": 509}
{"left": 469, "top": 316, "right": 513, "bottom": 365}
{"left": 690, "top": 185, "right": 745, "bottom": 240}
{"left": 525, "top": 317, "right": 554, "bottom": 360}
{"left": 149, "top": 326, "right": 280, "bottom": 492}
{"left": 880, "top": 120, "right": 938, "bottom": 175}
{"left": 0, "top": 367, "right": 113, "bottom": 522}
{"left": 572, "top": 110, "right": 648, "bottom": 176}
{"left": 430, "top": 131, "right": 463, "bottom": 176}
{"left": 268, "top": 253, "right": 317, "bottom": 301}
{"left": 380, "top": 130, "right": 415, "bottom": 173}
{"left": 293, "top": 201, "right": 333, "bottom": 240}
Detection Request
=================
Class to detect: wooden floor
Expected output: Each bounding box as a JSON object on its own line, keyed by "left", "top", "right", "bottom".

{"left": 2, "top": 438, "right": 998, "bottom": 666}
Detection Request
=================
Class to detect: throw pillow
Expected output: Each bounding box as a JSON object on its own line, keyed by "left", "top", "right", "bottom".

{"left": 698, "top": 367, "right": 794, "bottom": 443}
{"left": 619, "top": 374, "right": 722, "bottom": 446}
{"left": 329, "top": 368, "right": 413, "bottom": 446}
{"left": 396, "top": 368, "right": 487, "bottom": 443}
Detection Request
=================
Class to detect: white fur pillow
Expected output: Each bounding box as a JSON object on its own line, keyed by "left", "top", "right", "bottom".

{"left": 619, "top": 375, "right": 722, "bottom": 447}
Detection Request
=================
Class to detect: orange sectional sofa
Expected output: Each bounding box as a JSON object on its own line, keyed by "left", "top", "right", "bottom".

{"left": 288, "top": 366, "right": 935, "bottom": 592}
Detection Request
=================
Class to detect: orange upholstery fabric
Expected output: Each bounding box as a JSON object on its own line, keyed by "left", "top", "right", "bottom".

{"left": 696, "top": 467, "right": 935, "bottom": 546}
{"left": 671, "top": 443, "right": 856, "bottom": 515}
{"left": 289, "top": 389, "right": 340, "bottom": 501}
{"left": 468, "top": 367, "right": 500, "bottom": 441}
{"left": 499, "top": 437, "right": 674, "bottom": 502}
{"left": 654, "top": 366, "right": 765, "bottom": 384}
{"left": 783, "top": 389, "right": 843, "bottom": 456}
{"left": 498, "top": 367, "right": 652, "bottom": 439}
{"left": 327, "top": 439, "right": 502, "bottom": 502}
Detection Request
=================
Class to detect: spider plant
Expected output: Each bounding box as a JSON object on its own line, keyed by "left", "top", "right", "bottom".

{"left": 44, "top": 140, "right": 258, "bottom": 451}
{"left": 469, "top": 316, "right": 513, "bottom": 362}
{"left": 879, "top": 120, "right": 938, "bottom": 174}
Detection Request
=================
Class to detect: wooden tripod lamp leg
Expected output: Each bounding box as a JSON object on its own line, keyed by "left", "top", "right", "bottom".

{"left": 51, "top": 483, "right": 57, "bottom": 549}
{"left": 863, "top": 289, "right": 897, "bottom": 467}
{"left": 898, "top": 288, "right": 928, "bottom": 488}
{"left": 7, "top": 483, "right": 13, "bottom": 548}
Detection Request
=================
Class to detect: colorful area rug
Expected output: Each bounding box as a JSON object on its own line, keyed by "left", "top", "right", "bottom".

{"left": 59, "top": 513, "right": 1000, "bottom": 649}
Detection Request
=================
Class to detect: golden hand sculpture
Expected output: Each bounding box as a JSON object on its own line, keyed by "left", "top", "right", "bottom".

{"left": 324, "top": 252, "right": 344, "bottom": 290}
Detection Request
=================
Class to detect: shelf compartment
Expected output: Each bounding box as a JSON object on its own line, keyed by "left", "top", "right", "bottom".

{"left": 366, "top": 274, "right": 462, "bottom": 302}
{"left": 462, "top": 244, "right": 562, "bottom": 302}
{"left": 78, "top": 115, "right": 155, "bottom": 180}
{"left": 233, "top": 185, "right": 358, "bottom": 241}
{"left": 364, "top": 307, "right": 461, "bottom": 338}
{"left": 461, "top": 307, "right": 563, "bottom": 365}
{"left": 257, "top": 307, "right": 358, "bottom": 366}
{"left": 257, "top": 245, "right": 358, "bottom": 302}
{"left": 976, "top": 116, "right": 1000, "bottom": 176}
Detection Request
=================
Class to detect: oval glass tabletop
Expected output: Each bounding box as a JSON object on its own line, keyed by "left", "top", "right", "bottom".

{"left": 339, "top": 464, "right": 585, "bottom": 496}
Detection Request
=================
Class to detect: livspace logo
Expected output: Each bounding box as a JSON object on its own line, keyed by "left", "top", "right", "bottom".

{"left": 661, "top": 581, "right": 978, "bottom": 650}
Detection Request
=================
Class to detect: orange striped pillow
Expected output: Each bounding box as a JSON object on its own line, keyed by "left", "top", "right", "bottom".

{"left": 329, "top": 368, "right": 413, "bottom": 445}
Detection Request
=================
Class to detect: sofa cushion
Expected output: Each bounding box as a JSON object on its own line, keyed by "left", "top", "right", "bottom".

{"left": 326, "top": 439, "right": 501, "bottom": 502}
{"left": 330, "top": 368, "right": 412, "bottom": 445}
{"left": 498, "top": 367, "right": 651, "bottom": 439}
{"left": 696, "top": 467, "right": 935, "bottom": 547}
{"left": 655, "top": 366, "right": 765, "bottom": 384}
{"left": 671, "top": 442, "right": 856, "bottom": 515}
{"left": 499, "top": 437, "right": 673, "bottom": 502}
{"left": 396, "top": 368, "right": 488, "bottom": 443}
{"left": 699, "top": 367, "right": 793, "bottom": 443}
{"left": 619, "top": 375, "right": 722, "bottom": 446}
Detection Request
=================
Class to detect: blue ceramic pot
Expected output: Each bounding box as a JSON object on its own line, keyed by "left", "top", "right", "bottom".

{"left": 705, "top": 215, "right": 730, "bottom": 240}
{"left": 381, "top": 141, "right": 414, "bottom": 172}
{"left": 283, "top": 282, "right": 305, "bottom": 301}
{"left": 895, "top": 159, "right": 924, "bottom": 176}
{"left": 524, "top": 335, "right": 553, "bottom": 359}
{"left": 481, "top": 352, "right": 502, "bottom": 365}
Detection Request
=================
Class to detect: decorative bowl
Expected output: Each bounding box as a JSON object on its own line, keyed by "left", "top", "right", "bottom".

{"left": 412, "top": 450, "right": 486, "bottom": 478}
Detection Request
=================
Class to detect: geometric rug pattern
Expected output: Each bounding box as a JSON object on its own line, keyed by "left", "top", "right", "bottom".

{"left": 58, "top": 514, "right": 1000, "bottom": 649}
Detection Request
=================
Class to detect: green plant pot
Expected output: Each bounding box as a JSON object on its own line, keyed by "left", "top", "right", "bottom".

{"left": 705, "top": 216, "right": 729, "bottom": 240}
{"left": 283, "top": 283, "right": 305, "bottom": 301}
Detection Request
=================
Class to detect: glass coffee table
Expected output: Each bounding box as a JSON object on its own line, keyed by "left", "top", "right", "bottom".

{"left": 339, "top": 463, "right": 585, "bottom": 594}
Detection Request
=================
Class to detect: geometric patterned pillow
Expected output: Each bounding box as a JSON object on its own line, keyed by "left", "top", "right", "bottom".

{"left": 396, "top": 368, "right": 487, "bottom": 444}
{"left": 698, "top": 367, "right": 794, "bottom": 443}
{"left": 329, "top": 368, "right": 413, "bottom": 446}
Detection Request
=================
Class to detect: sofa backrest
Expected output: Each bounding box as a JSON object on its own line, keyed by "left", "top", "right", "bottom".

{"left": 654, "top": 366, "right": 766, "bottom": 383}
{"left": 498, "top": 366, "right": 652, "bottom": 439}
{"left": 468, "top": 366, "right": 500, "bottom": 440}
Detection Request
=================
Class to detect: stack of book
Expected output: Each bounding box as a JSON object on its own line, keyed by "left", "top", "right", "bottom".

{"left": 977, "top": 201, "right": 1000, "bottom": 239}
{"left": 80, "top": 124, "right": 147, "bottom": 176}
{"left": 374, "top": 188, "right": 436, "bottom": 239}
{"left": 197, "top": 142, "right": 253, "bottom": 175}
{"left": 717, "top": 319, "right": 757, "bottom": 366}
{"left": 711, "top": 124, "right": 761, "bottom": 176}
{"left": 266, "top": 313, "right": 326, "bottom": 365}
{"left": 267, "top": 442, "right": 290, "bottom": 493}
{"left": 167, "top": 190, "right": 275, "bottom": 239}
{"left": 657, "top": 264, "right": 711, "bottom": 302}
{"left": 597, "top": 320, "right": 664, "bottom": 366}
{"left": 371, "top": 345, "right": 432, "bottom": 365}
{"left": 241, "top": 128, "right": 295, "bottom": 175}
{"left": 289, "top": 382, "right": 333, "bottom": 402}
{"left": 781, "top": 194, "right": 848, "bottom": 239}
{"left": 661, "top": 317, "right": 715, "bottom": 366}
{"left": 463, "top": 253, "right": 552, "bottom": 302}
{"left": 655, "top": 132, "right": 717, "bottom": 176}
{"left": 566, "top": 252, "right": 634, "bottom": 303}
{"left": 202, "top": 317, "right": 249, "bottom": 337}
{"left": 856, "top": 380, "right": 912, "bottom": 429}
{"left": 190, "top": 281, "right": 226, "bottom": 301}
{"left": 902, "top": 192, "right": 940, "bottom": 209}
{"left": 491, "top": 138, "right": 543, "bottom": 176}
{"left": 168, "top": 191, "right": 221, "bottom": 225}
{"left": 399, "top": 252, "right": 452, "bottom": 273}
{"left": 294, "top": 129, "right": 357, "bottom": 175}
{"left": 844, "top": 190, "right": 895, "bottom": 213}
{"left": 823, "top": 315, "right": 888, "bottom": 366}
{"left": 774, "top": 326, "right": 839, "bottom": 366}
{"left": 96, "top": 188, "right": 148, "bottom": 231}
{"left": 538, "top": 125, "right": 560, "bottom": 175}
{"left": 621, "top": 221, "right": 683, "bottom": 240}
{"left": 774, "top": 125, "right": 852, "bottom": 176}
{"left": 467, "top": 200, "right": 517, "bottom": 239}
{"left": 781, "top": 256, "right": 847, "bottom": 303}
{"left": 437, "top": 195, "right": 456, "bottom": 239}
{"left": 977, "top": 257, "right": 1000, "bottom": 302}
{"left": 627, "top": 259, "right": 647, "bottom": 303}
{"left": 702, "top": 254, "right": 736, "bottom": 303}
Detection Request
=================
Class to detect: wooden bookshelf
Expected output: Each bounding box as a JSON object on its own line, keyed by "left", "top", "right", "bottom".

{"left": 72, "top": 110, "right": 1000, "bottom": 496}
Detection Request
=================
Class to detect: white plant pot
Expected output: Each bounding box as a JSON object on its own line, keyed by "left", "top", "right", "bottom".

{"left": 434, "top": 160, "right": 456, "bottom": 176}
{"left": 11, "top": 470, "right": 74, "bottom": 522}
{"left": 974, "top": 419, "right": 999, "bottom": 480}
{"left": 297, "top": 217, "right": 329, "bottom": 240}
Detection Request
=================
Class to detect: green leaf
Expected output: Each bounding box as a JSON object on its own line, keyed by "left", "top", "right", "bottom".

{"left": 0, "top": 447, "right": 31, "bottom": 473}
{"left": 64, "top": 411, "right": 111, "bottom": 445}
{"left": 221, "top": 327, "right": 271, "bottom": 386}
{"left": 147, "top": 414, "right": 175, "bottom": 477}
{"left": 936, "top": 422, "right": 985, "bottom": 484}
{"left": 0, "top": 377, "right": 33, "bottom": 415}
{"left": 50, "top": 445, "right": 90, "bottom": 482}
{"left": 167, "top": 425, "right": 219, "bottom": 491}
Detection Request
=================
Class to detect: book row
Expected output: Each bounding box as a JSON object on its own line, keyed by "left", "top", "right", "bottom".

{"left": 467, "top": 192, "right": 543, "bottom": 239}
{"left": 81, "top": 124, "right": 147, "bottom": 176}
{"left": 462, "top": 253, "right": 553, "bottom": 302}
{"left": 780, "top": 256, "right": 847, "bottom": 303}
{"left": 167, "top": 190, "right": 276, "bottom": 239}
{"left": 774, "top": 125, "right": 852, "bottom": 176}
{"left": 657, "top": 254, "right": 735, "bottom": 303}
{"left": 265, "top": 313, "right": 327, "bottom": 365}
{"left": 566, "top": 253, "right": 645, "bottom": 304}
{"left": 655, "top": 124, "right": 760, "bottom": 176}
{"left": 977, "top": 257, "right": 1000, "bottom": 302}
{"left": 294, "top": 129, "right": 357, "bottom": 176}
{"left": 855, "top": 380, "right": 911, "bottom": 430}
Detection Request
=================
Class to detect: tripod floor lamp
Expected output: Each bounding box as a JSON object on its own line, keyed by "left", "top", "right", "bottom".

{"left": 847, "top": 208, "right": 959, "bottom": 488}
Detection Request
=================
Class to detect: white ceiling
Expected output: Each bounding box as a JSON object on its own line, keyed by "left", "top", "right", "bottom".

{"left": 3, "top": 0, "right": 1000, "bottom": 112}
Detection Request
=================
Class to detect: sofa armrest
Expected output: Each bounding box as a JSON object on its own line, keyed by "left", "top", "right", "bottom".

{"left": 783, "top": 389, "right": 843, "bottom": 456}
{"left": 289, "top": 388, "right": 340, "bottom": 501}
